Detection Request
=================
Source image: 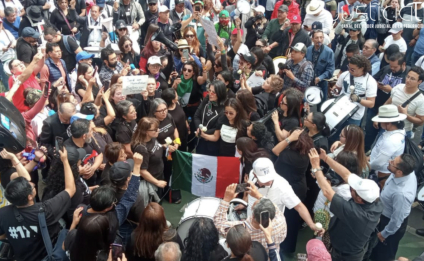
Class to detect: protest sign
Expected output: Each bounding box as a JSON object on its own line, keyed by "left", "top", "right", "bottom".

{"left": 201, "top": 18, "right": 219, "bottom": 46}
{"left": 122, "top": 75, "right": 148, "bottom": 95}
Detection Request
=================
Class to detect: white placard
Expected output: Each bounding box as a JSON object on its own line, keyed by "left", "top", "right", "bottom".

{"left": 246, "top": 73, "right": 265, "bottom": 87}
{"left": 122, "top": 75, "right": 148, "bottom": 95}
{"left": 201, "top": 18, "right": 219, "bottom": 47}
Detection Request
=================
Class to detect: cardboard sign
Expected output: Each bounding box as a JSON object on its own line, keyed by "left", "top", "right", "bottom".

{"left": 246, "top": 73, "right": 265, "bottom": 87}
{"left": 122, "top": 75, "right": 148, "bottom": 95}
{"left": 201, "top": 18, "right": 219, "bottom": 47}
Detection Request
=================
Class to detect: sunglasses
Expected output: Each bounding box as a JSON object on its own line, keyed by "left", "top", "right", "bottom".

{"left": 185, "top": 34, "right": 195, "bottom": 38}
{"left": 149, "top": 3, "right": 157, "bottom": 5}
{"left": 225, "top": 111, "right": 235, "bottom": 116}
{"left": 118, "top": 28, "right": 127, "bottom": 31}
{"left": 183, "top": 68, "right": 193, "bottom": 73}
{"left": 207, "top": 88, "right": 216, "bottom": 94}
{"left": 124, "top": 44, "right": 131, "bottom": 48}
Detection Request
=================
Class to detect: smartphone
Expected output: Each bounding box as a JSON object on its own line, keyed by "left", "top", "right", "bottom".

{"left": 378, "top": 81, "right": 384, "bottom": 85}
{"left": 111, "top": 244, "right": 123, "bottom": 261}
{"left": 182, "top": 49, "right": 190, "bottom": 61}
{"left": 44, "top": 81, "right": 51, "bottom": 97}
{"left": 235, "top": 183, "right": 250, "bottom": 193}
{"left": 195, "top": 5, "right": 200, "bottom": 11}
{"left": 260, "top": 211, "right": 270, "bottom": 228}
{"left": 55, "top": 137, "right": 64, "bottom": 154}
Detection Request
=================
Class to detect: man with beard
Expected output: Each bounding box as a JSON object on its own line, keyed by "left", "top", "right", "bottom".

{"left": 99, "top": 47, "right": 128, "bottom": 87}
{"left": 364, "top": 52, "right": 410, "bottom": 151}
{"left": 40, "top": 42, "right": 72, "bottom": 92}
{"left": 64, "top": 116, "right": 104, "bottom": 185}
{"left": 214, "top": 10, "right": 234, "bottom": 39}
{"left": 271, "top": 0, "right": 299, "bottom": 20}
{"left": 264, "top": 14, "right": 311, "bottom": 59}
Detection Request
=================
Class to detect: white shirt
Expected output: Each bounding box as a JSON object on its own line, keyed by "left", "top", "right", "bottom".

{"left": 0, "top": 0, "right": 23, "bottom": 13}
{"left": 69, "top": 63, "right": 103, "bottom": 94}
{"left": 31, "top": 107, "right": 50, "bottom": 139}
{"left": 0, "top": 29, "right": 15, "bottom": 62}
{"left": 247, "top": 172, "right": 301, "bottom": 216}
{"left": 313, "top": 183, "right": 351, "bottom": 217}
{"left": 414, "top": 56, "right": 424, "bottom": 91}
{"left": 336, "top": 71, "right": 378, "bottom": 120}
{"left": 384, "top": 35, "right": 407, "bottom": 53}
{"left": 370, "top": 129, "right": 405, "bottom": 173}
{"left": 303, "top": 9, "right": 333, "bottom": 35}
{"left": 390, "top": 84, "right": 424, "bottom": 131}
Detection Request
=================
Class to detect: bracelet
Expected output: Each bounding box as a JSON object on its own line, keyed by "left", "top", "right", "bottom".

{"left": 13, "top": 161, "right": 21, "bottom": 167}
{"left": 285, "top": 138, "right": 290, "bottom": 144}
{"left": 221, "top": 50, "right": 226, "bottom": 54}
{"left": 174, "top": 138, "right": 181, "bottom": 145}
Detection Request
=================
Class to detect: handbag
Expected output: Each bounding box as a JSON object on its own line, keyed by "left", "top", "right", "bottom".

{"left": 0, "top": 240, "right": 13, "bottom": 261}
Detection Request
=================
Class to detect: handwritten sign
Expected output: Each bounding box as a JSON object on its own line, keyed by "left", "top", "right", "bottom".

{"left": 122, "top": 75, "right": 148, "bottom": 95}
{"left": 246, "top": 73, "right": 265, "bottom": 87}
{"left": 201, "top": 18, "right": 219, "bottom": 47}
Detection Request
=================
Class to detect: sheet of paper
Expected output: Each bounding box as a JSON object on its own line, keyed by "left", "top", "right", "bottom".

{"left": 246, "top": 73, "right": 265, "bottom": 87}
{"left": 122, "top": 75, "right": 148, "bottom": 95}
{"left": 201, "top": 18, "right": 218, "bottom": 47}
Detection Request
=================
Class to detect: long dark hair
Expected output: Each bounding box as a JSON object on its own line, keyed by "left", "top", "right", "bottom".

{"left": 70, "top": 215, "right": 111, "bottom": 261}
{"left": 209, "top": 80, "right": 227, "bottom": 105}
{"left": 336, "top": 150, "right": 360, "bottom": 175}
{"left": 281, "top": 88, "right": 302, "bottom": 120}
{"left": 77, "top": 62, "right": 95, "bottom": 86}
{"left": 250, "top": 46, "right": 265, "bottom": 69}
{"left": 226, "top": 225, "right": 254, "bottom": 261}
{"left": 142, "top": 24, "right": 160, "bottom": 58}
{"left": 311, "top": 112, "right": 330, "bottom": 137}
{"left": 118, "top": 35, "right": 133, "bottom": 54}
{"left": 45, "top": 158, "right": 79, "bottom": 197}
{"left": 183, "top": 61, "right": 199, "bottom": 79}
{"left": 219, "top": 70, "right": 234, "bottom": 91}
{"left": 224, "top": 98, "right": 248, "bottom": 134}
{"left": 342, "top": 125, "right": 368, "bottom": 172}
{"left": 236, "top": 137, "right": 268, "bottom": 165}
{"left": 289, "top": 128, "right": 314, "bottom": 155}
{"left": 183, "top": 218, "right": 220, "bottom": 261}
{"left": 236, "top": 89, "right": 257, "bottom": 116}
{"left": 250, "top": 122, "right": 274, "bottom": 149}
{"left": 133, "top": 202, "right": 168, "bottom": 259}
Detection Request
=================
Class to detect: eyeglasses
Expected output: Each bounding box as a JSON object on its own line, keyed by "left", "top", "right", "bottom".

{"left": 207, "top": 88, "right": 216, "bottom": 94}
{"left": 225, "top": 111, "right": 235, "bottom": 116}
{"left": 149, "top": 3, "right": 156, "bottom": 5}
{"left": 124, "top": 44, "right": 131, "bottom": 48}
{"left": 185, "top": 34, "right": 195, "bottom": 38}
{"left": 155, "top": 108, "right": 168, "bottom": 113}
{"left": 280, "top": 101, "right": 287, "bottom": 106}
{"left": 118, "top": 28, "right": 127, "bottom": 31}
{"left": 183, "top": 68, "right": 193, "bottom": 73}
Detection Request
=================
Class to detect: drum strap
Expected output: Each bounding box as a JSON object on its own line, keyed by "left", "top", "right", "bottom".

{"left": 347, "top": 73, "right": 367, "bottom": 98}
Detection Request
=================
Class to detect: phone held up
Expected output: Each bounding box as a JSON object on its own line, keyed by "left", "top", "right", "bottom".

{"left": 235, "top": 183, "right": 250, "bottom": 193}
{"left": 55, "top": 137, "right": 64, "bottom": 156}
{"left": 111, "top": 244, "right": 123, "bottom": 261}
{"left": 260, "top": 211, "right": 270, "bottom": 228}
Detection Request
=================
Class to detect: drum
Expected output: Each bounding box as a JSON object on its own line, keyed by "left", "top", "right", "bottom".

{"left": 177, "top": 197, "right": 221, "bottom": 245}
{"left": 84, "top": 46, "right": 102, "bottom": 58}
{"left": 320, "top": 95, "right": 359, "bottom": 132}
{"left": 273, "top": 56, "right": 287, "bottom": 75}
{"left": 236, "top": 0, "right": 251, "bottom": 14}
{"left": 3, "top": 60, "right": 12, "bottom": 77}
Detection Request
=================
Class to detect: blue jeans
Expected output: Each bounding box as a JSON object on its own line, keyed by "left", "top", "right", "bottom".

{"left": 0, "top": 61, "right": 9, "bottom": 91}
{"left": 412, "top": 51, "right": 423, "bottom": 67}
{"left": 328, "top": 117, "right": 362, "bottom": 145}
{"left": 405, "top": 41, "right": 415, "bottom": 66}
{"left": 406, "top": 130, "right": 413, "bottom": 139}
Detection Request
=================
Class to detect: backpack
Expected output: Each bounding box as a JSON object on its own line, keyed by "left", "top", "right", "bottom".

{"left": 404, "top": 136, "right": 424, "bottom": 182}
{"left": 255, "top": 93, "right": 269, "bottom": 118}
{"left": 62, "top": 35, "right": 80, "bottom": 54}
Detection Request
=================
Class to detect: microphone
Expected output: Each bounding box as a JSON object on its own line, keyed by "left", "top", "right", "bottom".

{"left": 199, "top": 124, "right": 207, "bottom": 132}
{"left": 349, "top": 85, "right": 355, "bottom": 94}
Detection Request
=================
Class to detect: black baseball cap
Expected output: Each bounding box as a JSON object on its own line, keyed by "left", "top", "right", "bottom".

{"left": 240, "top": 52, "right": 256, "bottom": 65}
{"left": 175, "top": 0, "right": 185, "bottom": 4}
{"left": 115, "top": 20, "right": 126, "bottom": 30}
{"left": 311, "top": 21, "right": 323, "bottom": 30}
{"left": 109, "top": 159, "right": 134, "bottom": 182}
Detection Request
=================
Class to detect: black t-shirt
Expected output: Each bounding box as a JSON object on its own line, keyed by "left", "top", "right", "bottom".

{"left": 115, "top": 119, "right": 138, "bottom": 144}
{"left": 274, "top": 148, "right": 309, "bottom": 200}
{"left": 249, "top": 111, "right": 261, "bottom": 121}
{"left": 400, "top": 7, "right": 424, "bottom": 41}
{"left": 329, "top": 194, "right": 383, "bottom": 255}
{"left": 100, "top": 163, "right": 112, "bottom": 185}
{"left": 122, "top": 52, "right": 136, "bottom": 67}
{"left": 133, "top": 139, "right": 164, "bottom": 180}
{"left": 0, "top": 167, "right": 16, "bottom": 188}
{"left": 92, "top": 131, "right": 113, "bottom": 164}
{"left": 169, "top": 103, "right": 187, "bottom": 144}
{"left": 0, "top": 191, "right": 71, "bottom": 261}
{"left": 311, "top": 133, "right": 329, "bottom": 153}
{"left": 58, "top": 35, "right": 79, "bottom": 72}
{"left": 280, "top": 116, "right": 300, "bottom": 132}
{"left": 158, "top": 114, "right": 176, "bottom": 145}
{"left": 16, "top": 37, "right": 36, "bottom": 64}
{"left": 64, "top": 137, "right": 102, "bottom": 167}
{"left": 216, "top": 115, "right": 248, "bottom": 157}
{"left": 75, "top": 82, "right": 100, "bottom": 101}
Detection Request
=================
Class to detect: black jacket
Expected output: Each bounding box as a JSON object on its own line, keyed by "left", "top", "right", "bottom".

{"left": 69, "top": 9, "right": 108, "bottom": 48}
{"left": 244, "top": 16, "right": 268, "bottom": 50}
{"left": 39, "top": 113, "right": 71, "bottom": 158}
{"left": 271, "top": 28, "right": 311, "bottom": 58}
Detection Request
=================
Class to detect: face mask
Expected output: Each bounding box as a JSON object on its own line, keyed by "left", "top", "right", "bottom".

{"left": 220, "top": 19, "right": 229, "bottom": 26}
{"left": 255, "top": 14, "right": 264, "bottom": 20}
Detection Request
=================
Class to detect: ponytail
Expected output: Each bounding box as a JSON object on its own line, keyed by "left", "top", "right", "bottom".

{"left": 321, "top": 123, "right": 331, "bottom": 137}
{"left": 240, "top": 253, "right": 254, "bottom": 261}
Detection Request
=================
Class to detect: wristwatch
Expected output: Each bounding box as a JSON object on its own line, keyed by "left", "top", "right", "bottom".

{"left": 285, "top": 138, "right": 290, "bottom": 144}
{"left": 311, "top": 167, "right": 323, "bottom": 175}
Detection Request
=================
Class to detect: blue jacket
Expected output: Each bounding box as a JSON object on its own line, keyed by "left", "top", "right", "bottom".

{"left": 306, "top": 45, "right": 335, "bottom": 89}
{"left": 364, "top": 0, "right": 379, "bottom": 40}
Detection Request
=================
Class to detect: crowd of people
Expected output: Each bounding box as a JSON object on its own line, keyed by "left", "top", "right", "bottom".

{"left": 0, "top": 0, "right": 424, "bottom": 260}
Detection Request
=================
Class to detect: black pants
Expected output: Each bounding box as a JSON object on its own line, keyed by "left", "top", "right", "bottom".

{"left": 370, "top": 215, "right": 408, "bottom": 261}
{"left": 280, "top": 207, "right": 302, "bottom": 253}
{"left": 331, "top": 247, "right": 366, "bottom": 261}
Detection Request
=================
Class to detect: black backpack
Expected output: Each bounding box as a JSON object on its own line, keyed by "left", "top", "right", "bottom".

{"left": 255, "top": 93, "right": 269, "bottom": 118}
{"left": 404, "top": 136, "right": 424, "bottom": 183}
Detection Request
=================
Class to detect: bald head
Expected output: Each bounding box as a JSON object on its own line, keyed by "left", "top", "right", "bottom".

{"left": 59, "top": 102, "right": 76, "bottom": 115}
{"left": 155, "top": 242, "right": 181, "bottom": 261}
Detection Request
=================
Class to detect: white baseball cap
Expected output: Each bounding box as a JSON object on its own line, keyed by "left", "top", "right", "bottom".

{"left": 389, "top": 22, "right": 403, "bottom": 34}
{"left": 348, "top": 175, "right": 380, "bottom": 203}
{"left": 250, "top": 158, "right": 277, "bottom": 183}
{"left": 253, "top": 5, "right": 265, "bottom": 14}
{"left": 148, "top": 56, "right": 162, "bottom": 65}
{"left": 159, "top": 5, "right": 169, "bottom": 12}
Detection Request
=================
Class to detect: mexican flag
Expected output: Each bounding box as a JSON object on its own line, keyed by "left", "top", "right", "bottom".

{"left": 172, "top": 151, "right": 241, "bottom": 198}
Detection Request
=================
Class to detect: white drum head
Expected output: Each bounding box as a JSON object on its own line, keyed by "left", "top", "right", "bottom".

{"left": 273, "top": 56, "right": 286, "bottom": 74}
{"left": 305, "top": 86, "right": 323, "bottom": 105}
{"left": 3, "top": 60, "right": 12, "bottom": 77}
{"left": 320, "top": 98, "right": 334, "bottom": 112}
{"left": 237, "top": 0, "right": 251, "bottom": 14}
